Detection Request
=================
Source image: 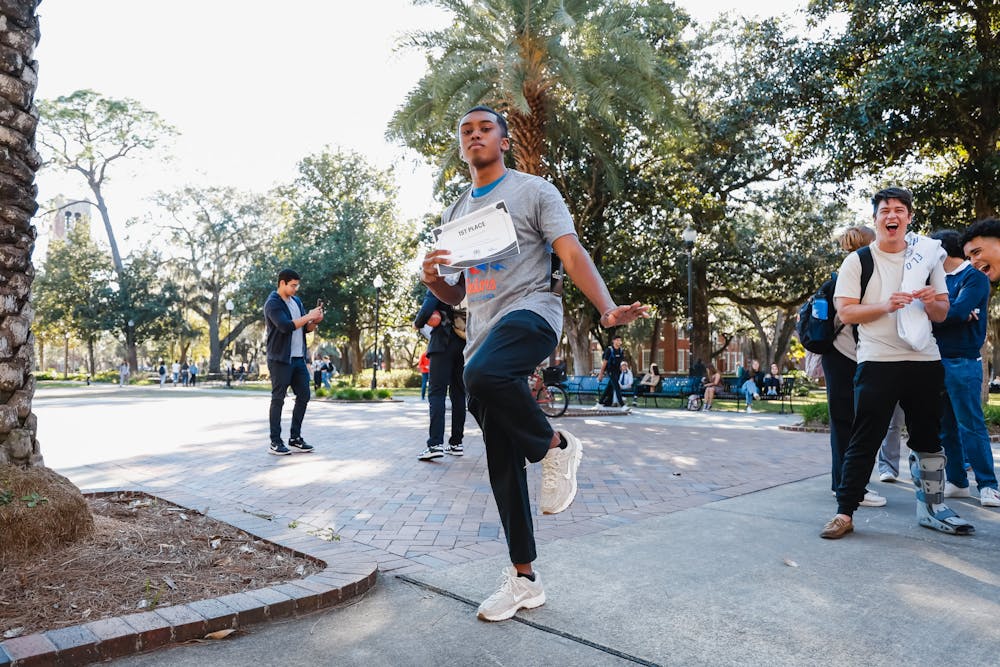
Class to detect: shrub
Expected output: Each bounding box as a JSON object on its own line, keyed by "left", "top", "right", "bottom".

{"left": 314, "top": 388, "right": 328, "bottom": 398}
{"left": 785, "top": 369, "right": 817, "bottom": 396}
{"left": 376, "top": 388, "right": 392, "bottom": 399}
{"left": 799, "top": 401, "right": 830, "bottom": 426}
{"left": 336, "top": 388, "right": 362, "bottom": 400}
{"left": 361, "top": 390, "right": 374, "bottom": 400}
{"left": 984, "top": 404, "right": 1000, "bottom": 428}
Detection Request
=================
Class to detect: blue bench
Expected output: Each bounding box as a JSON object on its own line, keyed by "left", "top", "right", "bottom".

{"left": 633, "top": 376, "right": 702, "bottom": 408}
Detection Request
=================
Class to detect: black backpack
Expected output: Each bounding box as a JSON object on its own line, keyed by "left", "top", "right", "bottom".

{"left": 797, "top": 246, "right": 874, "bottom": 354}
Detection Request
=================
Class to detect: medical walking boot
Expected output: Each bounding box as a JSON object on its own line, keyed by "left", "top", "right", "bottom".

{"left": 910, "top": 451, "right": 974, "bottom": 535}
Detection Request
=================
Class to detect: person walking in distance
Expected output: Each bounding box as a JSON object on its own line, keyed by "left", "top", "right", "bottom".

{"left": 414, "top": 291, "right": 466, "bottom": 460}
{"left": 263, "top": 268, "right": 324, "bottom": 456}
{"left": 821, "top": 187, "right": 972, "bottom": 539}
{"left": 420, "top": 106, "right": 648, "bottom": 621}
{"left": 596, "top": 334, "right": 627, "bottom": 408}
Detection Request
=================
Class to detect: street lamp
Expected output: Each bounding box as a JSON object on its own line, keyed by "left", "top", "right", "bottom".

{"left": 225, "top": 299, "right": 235, "bottom": 387}
{"left": 63, "top": 331, "right": 70, "bottom": 379}
{"left": 371, "top": 274, "right": 384, "bottom": 390}
{"left": 680, "top": 222, "right": 697, "bottom": 371}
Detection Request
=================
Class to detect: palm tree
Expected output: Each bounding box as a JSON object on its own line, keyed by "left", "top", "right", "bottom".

{"left": 0, "top": 0, "right": 43, "bottom": 468}
{"left": 1, "top": 1, "right": 94, "bottom": 564}
{"left": 389, "top": 0, "right": 686, "bottom": 180}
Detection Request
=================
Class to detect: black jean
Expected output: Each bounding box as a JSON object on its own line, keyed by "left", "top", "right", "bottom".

{"left": 464, "top": 310, "right": 557, "bottom": 565}
{"left": 427, "top": 334, "right": 466, "bottom": 447}
{"left": 268, "top": 356, "right": 310, "bottom": 443}
{"left": 836, "top": 360, "right": 944, "bottom": 516}
{"left": 822, "top": 348, "right": 856, "bottom": 493}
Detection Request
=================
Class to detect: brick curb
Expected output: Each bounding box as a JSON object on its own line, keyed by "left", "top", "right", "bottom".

{"left": 0, "top": 488, "right": 378, "bottom": 667}
{"left": 779, "top": 424, "right": 830, "bottom": 433}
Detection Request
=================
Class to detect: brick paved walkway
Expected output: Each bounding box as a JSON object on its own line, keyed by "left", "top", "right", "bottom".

{"left": 39, "top": 388, "right": 829, "bottom": 578}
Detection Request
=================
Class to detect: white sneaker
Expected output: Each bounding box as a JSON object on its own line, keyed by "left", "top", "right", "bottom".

{"left": 944, "top": 481, "right": 971, "bottom": 498}
{"left": 745, "top": 406, "right": 753, "bottom": 413}
{"left": 859, "top": 490, "right": 887, "bottom": 507}
{"left": 476, "top": 567, "right": 545, "bottom": 621}
{"left": 539, "top": 430, "right": 582, "bottom": 514}
{"left": 879, "top": 471, "right": 897, "bottom": 483}
{"left": 980, "top": 487, "right": 1000, "bottom": 507}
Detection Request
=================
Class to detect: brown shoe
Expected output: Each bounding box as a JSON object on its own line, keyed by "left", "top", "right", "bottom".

{"left": 820, "top": 516, "right": 853, "bottom": 539}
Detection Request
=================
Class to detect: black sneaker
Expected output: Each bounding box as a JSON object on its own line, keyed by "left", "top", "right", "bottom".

{"left": 418, "top": 445, "right": 444, "bottom": 461}
{"left": 446, "top": 444, "right": 464, "bottom": 456}
{"left": 288, "top": 437, "right": 314, "bottom": 453}
{"left": 269, "top": 441, "right": 291, "bottom": 456}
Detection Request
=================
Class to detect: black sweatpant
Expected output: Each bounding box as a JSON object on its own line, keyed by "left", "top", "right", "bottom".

{"left": 822, "top": 348, "right": 856, "bottom": 493}
{"left": 464, "top": 310, "right": 557, "bottom": 565}
{"left": 836, "top": 360, "right": 944, "bottom": 516}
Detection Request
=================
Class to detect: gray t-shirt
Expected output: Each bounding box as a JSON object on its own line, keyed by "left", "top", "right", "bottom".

{"left": 441, "top": 170, "right": 577, "bottom": 361}
{"left": 284, "top": 296, "right": 305, "bottom": 358}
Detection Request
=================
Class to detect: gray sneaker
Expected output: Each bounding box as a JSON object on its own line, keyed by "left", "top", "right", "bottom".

{"left": 476, "top": 567, "right": 545, "bottom": 621}
{"left": 446, "top": 444, "right": 464, "bottom": 456}
{"left": 539, "top": 430, "right": 582, "bottom": 514}
{"left": 418, "top": 446, "right": 444, "bottom": 461}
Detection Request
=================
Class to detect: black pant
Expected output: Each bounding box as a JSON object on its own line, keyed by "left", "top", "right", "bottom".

{"left": 313, "top": 370, "right": 322, "bottom": 390}
{"left": 464, "top": 310, "right": 557, "bottom": 565}
{"left": 268, "top": 357, "right": 310, "bottom": 443}
{"left": 836, "top": 360, "right": 944, "bottom": 516}
{"left": 600, "top": 373, "right": 623, "bottom": 406}
{"left": 822, "top": 348, "right": 856, "bottom": 493}
{"left": 427, "top": 334, "right": 466, "bottom": 447}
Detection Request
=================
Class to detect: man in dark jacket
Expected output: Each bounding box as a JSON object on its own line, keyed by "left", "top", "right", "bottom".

{"left": 264, "top": 268, "right": 324, "bottom": 456}
{"left": 414, "top": 291, "right": 466, "bottom": 460}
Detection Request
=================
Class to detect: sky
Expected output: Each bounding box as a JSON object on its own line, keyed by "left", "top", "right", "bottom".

{"left": 33, "top": 0, "right": 808, "bottom": 256}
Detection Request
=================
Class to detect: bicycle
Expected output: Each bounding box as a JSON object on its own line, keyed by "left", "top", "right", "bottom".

{"left": 529, "top": 365, "right": 569, "bottom": 418}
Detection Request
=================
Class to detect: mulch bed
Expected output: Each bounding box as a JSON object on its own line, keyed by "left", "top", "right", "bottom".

{"left": 1, "top": 494, "right": 321, "bottom": 638}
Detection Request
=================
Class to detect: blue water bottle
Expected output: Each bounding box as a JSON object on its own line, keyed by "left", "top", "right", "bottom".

{"left": 812, "top": 296, "right": 828, "bottom": 320}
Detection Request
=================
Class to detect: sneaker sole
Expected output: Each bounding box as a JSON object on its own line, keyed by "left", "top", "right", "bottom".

{"left": 859, "top": 498, "right": 887, "bottom": 507}
{"left": 541, "top": 432, "right": 582, "bottom": 515}
{"left": 446, "top": 450, "right": 464, "bottom": 456}
{"left": 476, "top": 593, "right": 546, "bottom": 622}
{"left": 419, "top": 452, "right": 445, "bottom": 461}
{"left": 288, "top": 447, "right": 314, "bottom": 453}
{"left": 269, "top": 449, "right": 291, "bottom": 456}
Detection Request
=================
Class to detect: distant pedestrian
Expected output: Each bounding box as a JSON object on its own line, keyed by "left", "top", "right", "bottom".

{"left": 189, "top": 362, "right": 198, "bottom": 387}
{"left": 118, "top": 359, "right": 129, "bottom": 387}
{"left": 597, "top": 334, "right": 626, "bottom": 408}
{"left": 158, "top": 361, "right": 166, "bottom": 388}
{"left": 180, "top": 361, "right": 189, "bottom": 386}
{"left": 414, "top": 291, "right": 466, "bottom": 460}
{"left": 418, "top": 350, "right": 431, "bottom": 400}
{"left": 171, "top": 360, "right": 180, "bottom": 386}
{"left": 264, "top": 268, "right": 324, "bottom": 456}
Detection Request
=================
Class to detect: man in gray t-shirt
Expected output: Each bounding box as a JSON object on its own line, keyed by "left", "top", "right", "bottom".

{"left": 421, "top": 106, "right": 648, "bottom": 622}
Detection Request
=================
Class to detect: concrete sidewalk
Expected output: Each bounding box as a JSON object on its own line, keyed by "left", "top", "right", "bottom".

{"left": 20, "top": 390, "right": 1000, "bottom": 665}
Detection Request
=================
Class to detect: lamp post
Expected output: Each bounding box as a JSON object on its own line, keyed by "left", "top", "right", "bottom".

{"left": 681, "top": 222, "right": 697, "bottom": 367}
{"left": 225, "top": 299, "right": 234, "bottom": 387}
{"left": 371, "top": 274, "right": 383, "bottom": 390}
{"left": 63, "top": 331, "right": 70, "bottom": 379}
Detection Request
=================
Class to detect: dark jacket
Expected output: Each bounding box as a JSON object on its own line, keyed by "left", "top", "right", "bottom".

{"left": 265, "top": 290, "right": 308, "bottom": 363}
{"left": 414, "top": 292, "right": 463, "bottom": 356}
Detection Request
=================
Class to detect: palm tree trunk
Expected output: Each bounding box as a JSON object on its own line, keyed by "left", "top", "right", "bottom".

{"left": 0, "top": 0, "right": 43, "bottom": 467}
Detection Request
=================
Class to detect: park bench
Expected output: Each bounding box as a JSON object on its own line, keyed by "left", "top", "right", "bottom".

{"left": 756, "top": 376, "right": 796, "bottom": 414}
{"left": 563, "top": 375, "right": 606, "bottom": 404}
{"left": 631, "top": 375, "right": 702, "bottom": 408}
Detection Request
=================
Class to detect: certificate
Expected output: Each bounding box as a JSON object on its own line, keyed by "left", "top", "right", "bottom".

{"left": 433, "top": 201, "right": 520, "bottom": 276}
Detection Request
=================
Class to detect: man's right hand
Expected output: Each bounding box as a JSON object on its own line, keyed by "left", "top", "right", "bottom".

{"left": 421, "top": 249, "right": 452, "bottom": 285}
{"left": 308, "top": 306, "right": 324, "bottom": 322}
